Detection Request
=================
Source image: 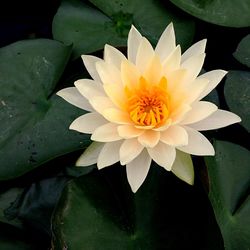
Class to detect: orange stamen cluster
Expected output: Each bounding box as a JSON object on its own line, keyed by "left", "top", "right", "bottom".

{"left": 126, "top": 76, "right": 169, "bottom": 127}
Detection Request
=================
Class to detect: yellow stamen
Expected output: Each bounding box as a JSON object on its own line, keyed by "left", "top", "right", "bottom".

{"left": 126, "top": 76, "right": 169, "bottom": 127}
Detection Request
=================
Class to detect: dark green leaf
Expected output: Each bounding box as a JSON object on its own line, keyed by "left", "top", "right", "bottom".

{"left": 170, "top": 0, "right": 250, "bottom": 28}
{"left": 0, "top": 188, "right": 22, "bottom": 228}
{"left": 233, "top": 34, "right": 250, "bottom": 68}
{"left": 52, "top": 166, "right": 223, "bottom": 249}
{"left": 206, "top": 141, "right": 250, "bottom": 250}
{"left": 52, "top": 0, "right": 195, "bottom": 59}
{"left": 0, "top": 39, "right": 90, "bottom": 180}
{"left": 224, "top": 71, "right": 250, "bottom": 132}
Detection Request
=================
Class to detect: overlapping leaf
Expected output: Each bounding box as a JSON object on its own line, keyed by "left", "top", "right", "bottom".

{"left": 224, "top": 71, "right": 250, "bottom": 132}
{"left": 170, "top": 0, "right": 250, "bottom": 27}
{"left": 52, "top": 165, "right": 223, "bottom": 249}
{"left": 206, "top": 141, "right": 250, "bottom": 249}
{"left": 0, "top": 39, "right": 90, "bottom": 180}
{"left": 233, "top": 34, "right": 250, "bottom": 68}
{"left": 52, "top": 0, "right": 195, "bottom": 59}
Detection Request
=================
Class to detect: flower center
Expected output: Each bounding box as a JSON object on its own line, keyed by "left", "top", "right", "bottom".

{"left": 126, "top": 76, "right": 169, "bottom": 127}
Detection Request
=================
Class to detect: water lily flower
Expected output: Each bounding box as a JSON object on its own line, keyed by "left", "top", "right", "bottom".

{"left": 57, "top": 23, "right": 241, "bottom": 192}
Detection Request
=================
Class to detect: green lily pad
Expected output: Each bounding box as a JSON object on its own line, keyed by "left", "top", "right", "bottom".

{"left": 0, "top": 188, "right": 22, "bottom": 228}
{"left": 0, "top": 39, "right": 90, "bottom": 180}
{"left": 52, "top": 165, "right": 223, "bottom": 249}
{"left": 233, "top": 34, "right": 250, "bottom": 68}
{"left": 170, "top": 0, "right": 250, "bottom": 28}
{"left": 206, "top": 141, "right": 250, "bottom": 249}
{"left": 224, "top": 71, "right": 250, "bottom": 132}
{"left": 52, "top": 0, "right": 195, "bottom": 59}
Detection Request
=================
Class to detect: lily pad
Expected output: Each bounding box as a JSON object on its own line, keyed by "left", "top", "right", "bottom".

{"left": 170, "top": 0, "right": 250, "bottom": 28}
{"left": 233, "top": 34, "right": 250, "bottom": 68}
{"left": 52, "top": 0, "right": 195, "bottom": 59}
{"left": 0, "top": 39, "right": 90, "bottom": 180}
{"left": 224, "top": 71, "right": 250, "bottom": 132}
{"left": 206, "top": 141, "right": 250, "bottom": 249}
{"left": 52, "top": 165, "right": 223, "bottom": 249}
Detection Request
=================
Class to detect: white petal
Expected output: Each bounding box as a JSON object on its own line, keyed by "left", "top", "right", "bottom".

{"left": 126, "top": 149, "right": 151, "bottom": 193}
{"left": 102, "top": 108, "right": 132, "bottom": 124}
{"left": 74, "top": 79, "right": 105, "bottom": 100}
{"left": 189, "top": 109, "right": 241, "bottom": 131}
{"left": 171, "top": 150, "right": 194, "bottom": 185}
{"left": 120, "top": 139, "right": 144, "bottom": 165}
{"left": 163, "top": 45, "right": 181, "bottom": 72}
{"left": 81, "top": 55, "right": 102, "bottom": 82}
{"left": 138, "top": 130, "right": 160, "bottom": 148}
{"left": 97, "top": 141, "right": 123, "bottom": 169}
{"left": 181, "top": 53, "right": 206, "bottom": 83}
{"left": 184, "top": 78, "right": 209, "bottom": 104}
{"left": 91, "top": 123, "right": 121, "bottom": 142}
{"left": 155, "top": 22, "right": 176, "bottom": 62}
{"left": 160, "top": 125, "right": 188, "bottom": 146}
{"left": 177, "top": 127, "right": 214, "bottom": 156}
{"left": 89, "top": 96, "right": 116, "bottom": 114}
{"left": 181, "top": 101, "right": 218, "bottom": 125}
{"left": 118, "top": 125, "right": 145, "bottom": 138}
{"left": 170, "top": 104, "right": 192, "bottom": 124}
{"left": 104, "top": 44, "right": 126, "bottom": 69}
{"left": 147, "top": 142, "right": 176, "bottom": 171}
{"left": 181, "top": 39, "right": 207, "bottom": 63}
{"left": 57, "top": 87, "right": 93, "bottom": 111}
{"left": 136, "top": 37, "right": 155, "bottom": 73}
{"left": 128, "top": 25, "right": 143, "bottom": 64}
{"left": 96, "top": 61, "right": 122, "bottom": 85}
{"left": 70, "top": 112, "right": 107, "bottom": 133}
{"left": 198, "top": 70, "right": 227, "bottom": 100}
{"left": 76, "top": 142, "right": 104, "bottom": 166}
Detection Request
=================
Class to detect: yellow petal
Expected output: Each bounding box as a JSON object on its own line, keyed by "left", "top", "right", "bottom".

{"left": 103, "top": 83, "right": 127, "bottom": 109}
{"left": 102, "top": 108, "right": 132, "bottom": 124}
{"left": 144, "top": 55, "right": 163, "bottom": 85}
{"left": 121, "top": 60, "right": 140, "bottom": 89}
